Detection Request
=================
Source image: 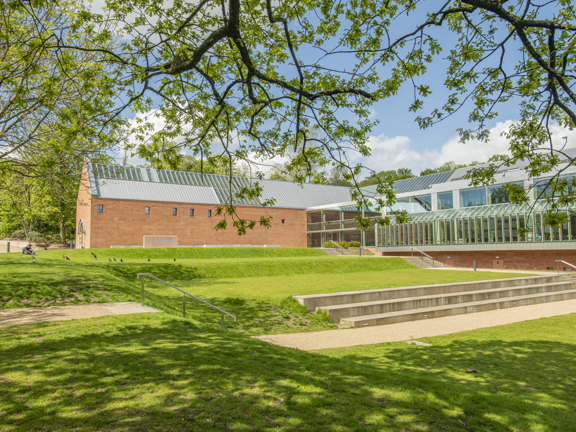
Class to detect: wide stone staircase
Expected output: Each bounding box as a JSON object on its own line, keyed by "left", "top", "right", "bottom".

{"left": 294, "top": 275, "right": 576, "bottom": 328}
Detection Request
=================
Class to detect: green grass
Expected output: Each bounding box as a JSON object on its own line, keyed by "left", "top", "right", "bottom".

{"left": 0, "top": 248, "right": 535, "bottom": 334}
{"left": 1, "top": 312, "right": 575, "bottom": 431}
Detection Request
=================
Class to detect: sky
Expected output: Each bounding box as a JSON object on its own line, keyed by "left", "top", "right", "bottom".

{"left": 92, "top": 0, "right": 575, "bottom": 179}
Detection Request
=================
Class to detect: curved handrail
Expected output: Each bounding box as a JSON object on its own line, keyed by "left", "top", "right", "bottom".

{"left": 555, "top": 260, "right": 576, "bottom": 274}
{"left": 137, "top": 273, "right": 236, "bottom": 328}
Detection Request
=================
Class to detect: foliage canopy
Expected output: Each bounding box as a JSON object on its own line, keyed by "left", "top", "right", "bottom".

{"left": 5, "top": 0, "right": 576, "bottom": 231}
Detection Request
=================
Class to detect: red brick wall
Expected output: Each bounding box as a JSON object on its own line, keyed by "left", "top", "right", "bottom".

{"left": 383, "top": 250, "right": 576, "bottom": 271}
{"left": 84, "top": 196, "right": 307, "bottom": 249}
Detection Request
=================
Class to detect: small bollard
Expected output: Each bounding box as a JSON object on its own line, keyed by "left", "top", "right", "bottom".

{"left": 473, "top": 260, "right": 477, "bottom": 271}
{"left": 6, "top": 241, "right": 9, "bottom": 253}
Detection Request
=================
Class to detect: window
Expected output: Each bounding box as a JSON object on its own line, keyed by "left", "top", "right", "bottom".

{"left": 173, "top": 208, "right": 177, "bottom": 216}
{"left": 437, "top": 192, "right": 453, "bottom": 210}
{"left": 534, "top": 175, "right": 576, "bottom": 200}
{"left": 98, "top": 204, "right": 103, "bottom": 213}
{"left": 282, "top": 219, "right": 285, "bottom": 224}
{"left": 460, "top": 187, "right": 487, "bottom": 207}
{"left": 145, "top": 207, "right": 150, "bottom": 215}
{"left": 189, "top": 209, "right": 195, "bottom": 217}
{"left": 488, "top": 182, "right": 524, "bottom": 204}
{"left": 411, "top": 195, "right": 432, "bottom": 212}
{"left": 208, "top": 210, "right": 212, "bottom": 217}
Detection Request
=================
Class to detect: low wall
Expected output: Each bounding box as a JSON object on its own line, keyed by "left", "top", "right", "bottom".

{"left": 381, "top": 250, "right": 576, "bottom": 271}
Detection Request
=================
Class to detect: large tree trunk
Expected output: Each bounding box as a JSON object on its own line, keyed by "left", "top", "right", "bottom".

{"left": 60, "top": 219, "right": 66, "bottom": 244}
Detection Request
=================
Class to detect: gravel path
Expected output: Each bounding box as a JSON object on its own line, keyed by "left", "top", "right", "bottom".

{"left": 255, "top": 299, "right": 576, "bottom": 351}
{"left": 0, "top": 302, "right": 162, "bottom": 328}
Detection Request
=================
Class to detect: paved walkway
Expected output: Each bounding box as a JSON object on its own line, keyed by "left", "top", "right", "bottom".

{"left": 0, "top": 302, "right": 162, "bottom": 328}
{"left": 255, "top": 299, "right": 576, "bottom": 351}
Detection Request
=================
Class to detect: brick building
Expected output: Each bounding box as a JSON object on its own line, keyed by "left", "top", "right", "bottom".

{"left": 76, "top": 162, "right": 352, "bottom": 249}
{"left": 77, "top": 151, "right": 576, "bottom": 271}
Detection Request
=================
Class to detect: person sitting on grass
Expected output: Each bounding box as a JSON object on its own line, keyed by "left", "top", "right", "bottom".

{"left": 22, "top": 244, "right": 36, "bottom": 256}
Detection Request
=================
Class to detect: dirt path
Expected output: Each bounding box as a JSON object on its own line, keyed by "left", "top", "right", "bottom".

{"left": 255, "top": 299, "right": 576, "bottom": 351}
{"left": 0, "top": 302, "right": 162, "bottom": 328}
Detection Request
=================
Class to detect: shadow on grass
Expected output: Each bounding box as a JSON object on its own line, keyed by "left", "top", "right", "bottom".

{"left": 1, "top": 315, "right": 575, "bottom": 431}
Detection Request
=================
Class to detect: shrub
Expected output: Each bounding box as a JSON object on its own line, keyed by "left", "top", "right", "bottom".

{"left": 349, "top": 241, "right": 361, "bottom": 247}
{"left": 11, "top": 230, "right": 26, "bottom": 240}
{"left": 323, "top": 241, "right": 339, "bottom": 248}
{"left": 28, "top": 231, "right": 46, "bottom": 243}
{"left": 339, "top": 241, "right": 350, "bottom": 249}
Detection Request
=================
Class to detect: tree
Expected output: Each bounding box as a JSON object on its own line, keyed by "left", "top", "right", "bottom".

{"left": 25, "top": 0, "right": 576, "bottom": 230}
{"left": 0, "top": 1, "right": 120, "bottom": 170}
{"left": 149, "top": 154, "right": 249, "bottom": 177}
{"left": 420, "top": 162, "right": 468, "bottom": 176}
{"left": 359, "top": 169, "right": 415, "bottom": 187}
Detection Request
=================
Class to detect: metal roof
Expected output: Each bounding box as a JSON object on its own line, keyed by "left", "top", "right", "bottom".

{"left": 94, "top": 178, "right": 220, "bottom": 204}
{"left": 88, "top": 162, "right": 353, "bottom": 208}
{"left": 359, "top": 170, "right": 455, "bottom": 196}
{"left": 258, "top": 180, "right": 352, "bottom": 209}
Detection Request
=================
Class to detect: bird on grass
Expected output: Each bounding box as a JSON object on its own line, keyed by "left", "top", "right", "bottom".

{"left": 109, "top": 258, "right": 112, "bottom": 262}
{"left": 91, "top": 252, "right": 94, "bottom": 256}
{"left": 113, "top": 258, "right": 116, "bottom": 262}
{"left": 32, "top": 255, "right": 36, "bottom": 260}
{"left": 120, "top": 259, "right": 123, "bottom": 263}
{"left": 148, "top": 258, "right": 150, "bottom": 262}
{"left": 62, "top": 255, "right": 65, "bottom": 259}
{"left": 174, "top": 258, "right": 176, "bottom": 262}
{"left": 93, "top": 253, "right": 98, "bottom": 259}
{"left": 65, "top": 256, "right": 70, "bottom": 260}
{"left": 94, "top": 256, "right": 97, "bottom": 261}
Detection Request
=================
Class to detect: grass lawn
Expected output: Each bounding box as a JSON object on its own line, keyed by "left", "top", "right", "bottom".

{"left": 1, "top": 248, "right": 535, "bottom": 334}
{"left": 0, "top": 312, "right": 575, "bottom": 431}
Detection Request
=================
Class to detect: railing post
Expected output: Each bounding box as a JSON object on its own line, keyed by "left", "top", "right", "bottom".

{"left": 557, "top": 260, "right": 559, "bottom": 274}
{"left": 141, "top": 277, "right": 145, "bottom": 306}
{"left": 183, "top": 294, "right": 186, "bottom": 318}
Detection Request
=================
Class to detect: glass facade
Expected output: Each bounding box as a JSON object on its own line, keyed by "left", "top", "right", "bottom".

{"left": 437, "top": 192, "right": 453, "bottom": 210}
{"left": 460, "top": 187, "right": 487, "bottom": 207}
{"left": 377, "top": 201, "right": 576, "bottom": 247}
{"left": 306, "top": 205, "right": 380, "bottom": 248}
{"left": 535, "top": 174, "right": 576, "bottom": 199}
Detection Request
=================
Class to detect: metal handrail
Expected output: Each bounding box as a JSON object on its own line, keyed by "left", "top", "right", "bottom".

{"left": 411, "top": 247, "right": 435, "bottom": 267}
{"left": 137, "top": 273, "right": 236, "bottom": 329}
{"left": 329, "top": 240, "right": 346, "bottom": 255}
{"left": 555, "top": 260, "right": 576, "bottom": 274}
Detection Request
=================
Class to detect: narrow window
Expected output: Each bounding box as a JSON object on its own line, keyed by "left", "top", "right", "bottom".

{"left": 208, "top": 210, "right": 212, "bottom": 217}
{"left": 282, "top": 219, "right": 285, "bottom": 224}
{"left": 98, "top": 204, "right": 103, "bottom": 213}
{"left": 173, "top": 208, "right": 177, "bottom": 216}
{"left": 189, "top": 209, "right": 194, "bottom": 217}
{"left": 145, "top": 207, "right": 150, "bottom": 215}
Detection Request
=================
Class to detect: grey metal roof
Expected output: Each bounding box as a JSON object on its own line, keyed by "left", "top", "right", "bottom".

{"left": 88, "top": 162, "right": 352, "bottom": 208}
{"left": 95, "top": 178, "right": 220, "bottom": 204}
{"left": 259, "top": 180, "right": 352, "bottom": 209}
{"left": 359, "top": 170, "right": 455, "bottom": 196}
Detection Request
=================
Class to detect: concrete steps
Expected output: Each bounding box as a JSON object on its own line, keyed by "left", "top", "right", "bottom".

{"left": 400, "top": 256, "right": 450, "bottom": 268}
{"left": 294, "top": 275, "right": 576, "bottom": 328}
{"left": 320, "top": 247, "right": 352, "bottom": 256}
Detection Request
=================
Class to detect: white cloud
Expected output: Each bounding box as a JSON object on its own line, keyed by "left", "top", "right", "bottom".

{"left": 362, "top": 120, "right": 576, "bottom": 175}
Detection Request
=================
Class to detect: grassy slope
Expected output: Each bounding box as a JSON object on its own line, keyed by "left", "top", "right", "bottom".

{"left": 0, "top": 248, "right": 534, "bottom": 334}
{"left": 0, "top": 312, "right": 574, "bottom": 431}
